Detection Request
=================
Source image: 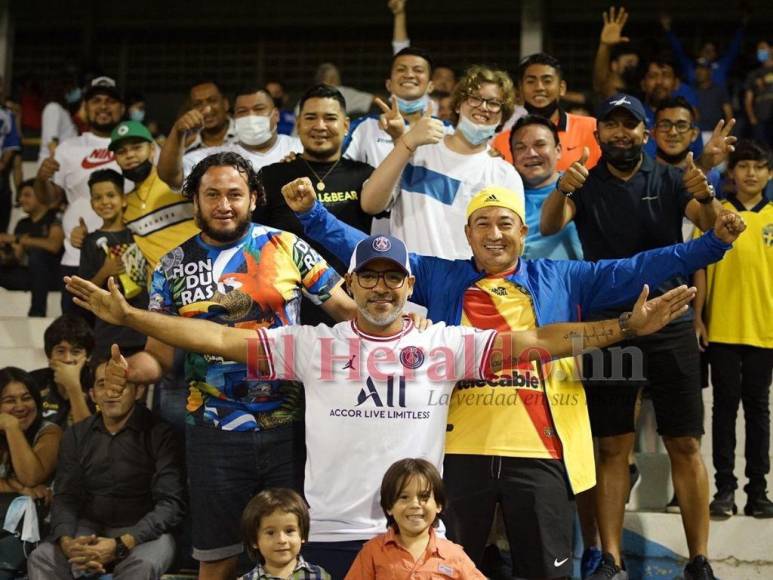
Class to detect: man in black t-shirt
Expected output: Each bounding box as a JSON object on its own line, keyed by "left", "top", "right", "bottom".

{"left": 541, "top": 94, "right": 724, "bottom": 580}
{"left": 255, "top": 84, "right": 375, "bottom": 325}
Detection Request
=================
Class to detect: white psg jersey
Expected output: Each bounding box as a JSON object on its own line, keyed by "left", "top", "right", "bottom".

{"left": 182, "top": 137, "right": 303, "bottom": 184}
{"left": 258, "top": 318, "right": 496, "bottom": 542}
{"left": 52, "top": 132, "right": 126, "bottom": 267}
{"left": 390, "top": 139, "right": 524, "bottom": 260}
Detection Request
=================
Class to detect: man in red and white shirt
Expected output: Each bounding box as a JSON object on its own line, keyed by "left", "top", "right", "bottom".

{"left": 35, "top": 76, "right": 126, "bottom": 313}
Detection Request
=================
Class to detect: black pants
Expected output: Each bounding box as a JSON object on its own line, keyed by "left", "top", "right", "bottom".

{"left": 708, "top": 343, "right": 773, "bottom": 495}
{"left": 0, "top": 249, "right": 60, "bottom": 316}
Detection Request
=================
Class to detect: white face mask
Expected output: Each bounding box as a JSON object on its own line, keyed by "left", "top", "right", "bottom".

{"left": 235, "top": 114, "right": 272, "bottom": 146}
{"left": 456, "top": 113, "right": 497, "bottom": 146}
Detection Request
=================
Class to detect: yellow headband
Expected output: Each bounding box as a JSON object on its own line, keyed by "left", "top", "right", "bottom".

{"left": 466, "top": 186, "right": 525, "bottom": 223}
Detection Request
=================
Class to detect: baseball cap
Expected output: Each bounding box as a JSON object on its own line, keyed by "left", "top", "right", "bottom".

{"left": 349, "top": 235, "right": 411, "bottom": 275}
{"left": 597, "top": 93, "right": 647, "bottom": 124}
{"left": 466, "top": 186, "right": 526, "bottom": 224}
{"left": 109, "top": 120, "right": 153, "bottom": 151}
{"left": 84, "top": 76, "right": 123, "bottom": 102}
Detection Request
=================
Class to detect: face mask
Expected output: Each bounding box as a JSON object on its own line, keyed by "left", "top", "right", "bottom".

{"left": 524, "top": 99, "right": 559, "bottom": 119}
{"left": 65, "top": 87, "right": 82, "bottom": 104}
{"left": 456, "top": 114, "right": 496, "bottom": 146}
{"left": 235, "top": 115, "right": 272, "bottom": 146}
{"left": 656, "top": 146, "right": 690, "bottom": 165}
{"left": 122, "top": 159, "right": 153, "bottom": 183}
{"left": 395, "top": 94, "right": 429, "bottom": 115}
{"left": 600, "top": 142, "right": 643, "bottom": 172}
{"left": 757, "top": 49, "right": 770, "bottom": 64}
{"left": 129, "top": 109, "right": 145, "bottom": 123}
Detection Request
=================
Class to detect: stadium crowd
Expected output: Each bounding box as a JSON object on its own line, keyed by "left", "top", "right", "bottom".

{"left": 0, "top": 2, "right": 769, "bottom": 579}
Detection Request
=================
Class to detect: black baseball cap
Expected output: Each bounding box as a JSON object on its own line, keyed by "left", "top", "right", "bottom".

{"left": 84, "top": 76, "right": 123, "bottom": 102}
{"left": 597, "top": 93, "right": 647, "bottom": 124}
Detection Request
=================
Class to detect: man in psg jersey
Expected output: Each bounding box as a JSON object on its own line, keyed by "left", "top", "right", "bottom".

{"left": 66, "top": 234, "right": 695, "bottom": 578}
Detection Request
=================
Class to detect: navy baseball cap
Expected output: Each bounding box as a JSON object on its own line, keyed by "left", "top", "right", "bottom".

{"left": 349, "top": 235, "right": 411, "bottom": 275}
{"left": 597, "top": 93, "right": 647, "bottom": 124}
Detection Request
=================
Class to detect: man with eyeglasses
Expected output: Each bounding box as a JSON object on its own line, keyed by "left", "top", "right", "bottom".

{"left": 358, "top": 65, "right": 523, "bottom": 260}
{"left": 158, "top": 86, "right": 301, "bottom": 190}
{"left": 541, "top": 93, "right": 724, "bottom": 580}
{"left": 67, "top": 230, "right": 699, "bottom": 579}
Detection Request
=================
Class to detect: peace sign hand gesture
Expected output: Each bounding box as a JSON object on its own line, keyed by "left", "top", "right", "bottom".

{"left": 375, "top": 96, "right": 406, "bottom": 141}
{"left": 699, "top": 118, "right": 737, "bottom": 172}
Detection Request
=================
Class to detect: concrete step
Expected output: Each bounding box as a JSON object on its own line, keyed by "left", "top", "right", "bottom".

{"left": 0, "top": 289, "right": 62, "bottom": 318}
{"left": 0, "top": 317, "right": 56, "bottom": 348}
{"left": 0, "top": 346, "right": 47, "bottom": 371}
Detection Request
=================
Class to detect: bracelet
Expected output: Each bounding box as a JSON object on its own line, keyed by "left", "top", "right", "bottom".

{"left": 618, "top": 312, "right": 637, "bottom": 340}
{"left": 399, "top": 137, "right": 415, "bottom": 153}
{"left": 557, "top": 183, "right": 573, "bottom": 198}
{"left": 696, "top": 189, "right": 715, "bottom": 205}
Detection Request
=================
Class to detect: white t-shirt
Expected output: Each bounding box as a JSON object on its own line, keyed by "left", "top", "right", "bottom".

{"left": 37, "top": 102, "right": 78, "bottom": 167}
{"left": 259, "top": 319, "right": 497, "bottom": 542}
{"left": 389, "top": 139, "right": 524, "bottom": 260}
{"left": 52, "top": 133, "right": 125, "bottom": 267}
{"left": 182, "top": 137, "right": 303, "bottom": 183}
{"left": 344, "top": 115, "right": 455, "bottom": 169}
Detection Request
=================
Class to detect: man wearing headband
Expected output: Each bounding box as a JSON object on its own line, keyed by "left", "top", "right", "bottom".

{"left": 276, "top": 180, "right": 744, "bottom": 579}
{"left": 67, "top": 233, "right": 694, "bottom": 579}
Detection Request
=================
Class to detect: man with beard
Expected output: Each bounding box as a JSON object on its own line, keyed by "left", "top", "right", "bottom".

{"left": 541, "top": 94, "right": 723, "bottom": 580}
{"left": 34, "top": 76, "right": 126, "bottom": 313}
{"left": 95, "top": 151, "right": 356, "bottom": 580}
{"left": 159, "top": 87, "right": 301, "bottom": 191}
{"left": 255, "top": 84, "right": 376, "bottom": 325}
{"left": 492, "top": 53, "right": 602, "bottom": 170}
{"left": 67, "top": 232, "right": 699, "bottom": 579}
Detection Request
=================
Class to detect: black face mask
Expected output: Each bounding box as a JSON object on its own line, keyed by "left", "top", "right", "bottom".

{"left": 122, "top": 159, "right": 153, "bottom": 183}
{"left": 600, "top": 142, "right": 643, "bottom": 172}
{"left": 656, "top": 146, "right": 690, "bottom": 166}
{"left": 524, "top": 99, "right": 560, "bottom": 119}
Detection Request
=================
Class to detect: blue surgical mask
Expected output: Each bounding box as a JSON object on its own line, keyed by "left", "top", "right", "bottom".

{"left": 456, "top": 114, "right": 496, "bottom": 146}
{"left": 65, "top": 87, "right": 82, "bottom": 104}
{"left": 395, "top": 94, "right": 429, "bottom": 115}
{"left": 129, "top": 109, "right": 146, "bottom": 123}
{"left": 757, "top": 49, "right": 770, "bottom": 64}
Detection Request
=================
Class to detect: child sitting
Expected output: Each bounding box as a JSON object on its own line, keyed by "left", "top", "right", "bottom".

{"left": 239, "top": 488, "right": 331, "bottom": 580}
{"left": 346, "top": 458, "right": 484, "bottom": 579}
{"left": 78, "top": 169, "right": 148, "bottom": 360}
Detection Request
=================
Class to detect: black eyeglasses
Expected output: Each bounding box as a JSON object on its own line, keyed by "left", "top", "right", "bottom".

{"left": 465, "top": 94, "right": 504, "bottom": 113}
{"left": 355, "top": 270, "right": 407, "bottom": 289}
{"left": 655, "top": 120, "right": 694, "bottom": 133}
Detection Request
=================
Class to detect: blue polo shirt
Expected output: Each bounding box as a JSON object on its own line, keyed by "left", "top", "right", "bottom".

{"left": 522, "top": 179, "right": 583, "bottom": 260}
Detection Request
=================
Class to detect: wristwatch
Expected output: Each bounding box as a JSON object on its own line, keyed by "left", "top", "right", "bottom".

{"left": 114, "top": 536, "right": 130, "bottom": 563}
{"left": 696, "top": 185, "right": 716, "bottom": 205}
{"left": 618, "top": 312, "right": 637, "bottom": 340}
{"left": 557, "top": 182, "right": 574, "bottom": 198}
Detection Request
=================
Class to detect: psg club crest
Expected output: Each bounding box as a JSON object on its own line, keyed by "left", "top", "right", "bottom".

{"left": 400, "top": 346, "right": 425, "bottom": 369}
{"left": 372, "top": 236, "right": 391, "bottom": 252}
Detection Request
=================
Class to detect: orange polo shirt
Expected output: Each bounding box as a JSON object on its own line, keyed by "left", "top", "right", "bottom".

{"left": 345, "top": 528, "right": 485, "bottom": 579}
{"left": 493, "top": 110, "right": 602, "bottom": 171}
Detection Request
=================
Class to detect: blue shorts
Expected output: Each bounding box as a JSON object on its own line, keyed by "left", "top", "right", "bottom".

{"left": 185, "top": 421, "right": 305, "bottom": 561}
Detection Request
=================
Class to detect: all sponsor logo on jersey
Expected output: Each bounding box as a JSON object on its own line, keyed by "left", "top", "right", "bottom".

{"left": 328, "top": 375, "right": 431, "bottom": 420}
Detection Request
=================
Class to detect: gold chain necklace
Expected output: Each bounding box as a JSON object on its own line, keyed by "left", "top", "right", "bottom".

{"left": 301, "top": 157, "right": 342, "bottom": 192}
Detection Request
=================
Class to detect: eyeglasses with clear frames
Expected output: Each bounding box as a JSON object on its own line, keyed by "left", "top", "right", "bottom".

{"left": 355, "top": 270, "right": 407, "bottom": 289}
{"left": 465, "top": 94, "right": 504, "bottom": 113}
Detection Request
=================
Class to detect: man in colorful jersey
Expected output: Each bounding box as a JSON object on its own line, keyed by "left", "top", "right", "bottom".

{"left": 34, "top": 76, "right": 126, "bottom": 313}
{"left": 98, "top": 151, "right": 356, "bottom": 580}
{"left": 67, "top": 233, "right": 695, "bottom": 579}
{"left": 277, "top": 179, "right": 745, "bottom": 579}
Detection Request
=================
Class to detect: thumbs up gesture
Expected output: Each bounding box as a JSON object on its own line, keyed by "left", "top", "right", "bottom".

{"left": 173, "top": 107, "right": 206, "bottom": 137}
{"left": 36, "top": 147, "right": 60, "bottom": 182}
{"left": 557, "top": 147, "right": 589, "bottom": 196}
{"left": 682, "top": 152, "right": 713, "bottom": 202}
{"left": 70, "top": 217, "right": 89, "bottom": 249}
{"left": 281, "top": 177, "right": 317, "bottom": 213}
{"left": 403, "top": 109, "right": 445, "bottom": 150}
{"left": 106, "top": 343, "right": 130, "bottom": 396}
{"left": 375, "top": 96, "right": 406, "bottom": 140}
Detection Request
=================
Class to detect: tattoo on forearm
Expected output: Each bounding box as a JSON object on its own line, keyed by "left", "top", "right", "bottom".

{"left": 563, "top": 322, "right": 616, "bottom": 348}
